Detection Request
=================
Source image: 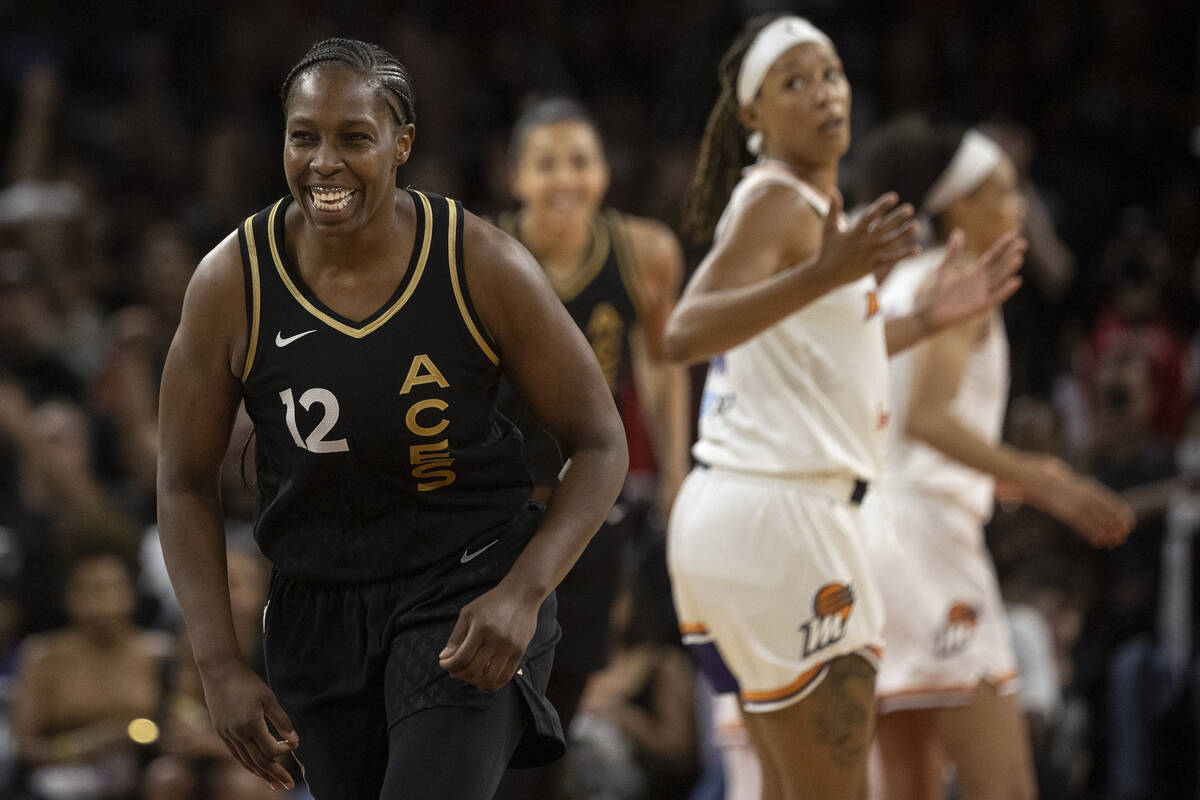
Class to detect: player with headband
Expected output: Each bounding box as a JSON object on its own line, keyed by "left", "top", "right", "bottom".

{"left": 855, "top": 118, "right": 1134, "bottom": 800}
{"left": 666, "top": 15, "right": 1027, "bottom": 799}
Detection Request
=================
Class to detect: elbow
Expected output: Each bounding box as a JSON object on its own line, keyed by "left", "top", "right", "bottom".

{"left": 662, "top": 318, "right": 698, "bottom": 365}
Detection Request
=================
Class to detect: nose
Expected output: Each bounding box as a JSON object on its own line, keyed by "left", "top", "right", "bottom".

{"left": 311, "top": 141, "right": 343, "bottom": 175}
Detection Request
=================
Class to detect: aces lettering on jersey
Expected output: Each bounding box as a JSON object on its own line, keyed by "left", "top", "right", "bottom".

{"left": 277, "top": 354, "right": 458, "bottom": 492}
{"left": 400, "top": 354, "right": 457, "bottom": 491}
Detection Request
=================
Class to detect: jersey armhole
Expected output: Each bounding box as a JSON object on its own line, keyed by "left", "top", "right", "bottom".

{"left": 237, "top": 214, "right": 263, "bottom": 383}
{"left": 447, "top": 199, "right": 501, "bottom": 366}
{"left": 607, "top": 210, "right": 646, "bottom": 317}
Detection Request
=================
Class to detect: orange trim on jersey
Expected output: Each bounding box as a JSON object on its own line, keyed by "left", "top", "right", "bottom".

{"left": 240, "top": 215, "right": 262, "bottom": 383}
{"left": 742, "top": 663, "right": 825, "bottom": 704}
{"left": 679, "top": 622, "right": 708, "bottom": 636}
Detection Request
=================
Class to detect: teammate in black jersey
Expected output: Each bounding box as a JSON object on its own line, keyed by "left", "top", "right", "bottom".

{"left": 491, "top": 98, "right": 690, "bottom": 795}
{"left": 156, "top": 38, "right": 628, "bottom": 800}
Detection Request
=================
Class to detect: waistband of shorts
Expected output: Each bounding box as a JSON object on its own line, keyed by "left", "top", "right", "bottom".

{"left": 693, "top": 461, "right": 869, "bottom": 506}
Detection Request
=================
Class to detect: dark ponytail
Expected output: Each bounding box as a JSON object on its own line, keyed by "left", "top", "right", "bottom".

{"left": 853, "top": 115, "right": 966, "bottom": 240}
{"left": 681, "top": 14, "right": 783, "bottom": 245}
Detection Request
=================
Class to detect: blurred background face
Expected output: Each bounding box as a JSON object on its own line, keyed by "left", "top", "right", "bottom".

{"left": 511, "top": 120, "right": 609, "bottom": 228}
{"left": 64, "top": 555, "right": 135, "bottom": 634}
{"left": 746, "top": 40, "right": 851, "bottom": 168}
{"left": 944, "top": 154, "right": 1025, "bottom": 251}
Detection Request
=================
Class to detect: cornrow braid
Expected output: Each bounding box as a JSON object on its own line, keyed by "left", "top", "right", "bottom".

{"left": 281, "top": 37, "right": 416, "bottom": 128}
{"left": 682, "top": 14, "right": 783, "bottom": 245}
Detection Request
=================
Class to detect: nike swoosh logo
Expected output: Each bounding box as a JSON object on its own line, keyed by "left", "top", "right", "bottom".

{"left": 276, "top": 329, "right": 317, "bottom": 347}
{"left": 460, "top": 539, "right": 499, "bottom": 563}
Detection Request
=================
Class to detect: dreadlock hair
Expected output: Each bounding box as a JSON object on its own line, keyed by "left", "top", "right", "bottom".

{"left": 853, "top": 116, "right": 966, "bottom": 242}
{"left": 681, "top": 14, "right": 784, "bottom": 245}
{"left": 281, "top": 37, "right": 416, "bottom": 129}
{"left": 509, "top": 95, "right": 602, "bottom": 167}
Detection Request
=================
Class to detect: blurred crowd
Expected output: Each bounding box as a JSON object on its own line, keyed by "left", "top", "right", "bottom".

{"left": 0, "top": 1, "right": 1196, "bottom": 798}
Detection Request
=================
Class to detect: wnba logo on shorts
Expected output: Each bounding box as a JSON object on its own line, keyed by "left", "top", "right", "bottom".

{"left": 799, "top": 582, "right": 855, "bottom": 659}
{"left": 934, "top": 602, "right": 978, "bottom": 658}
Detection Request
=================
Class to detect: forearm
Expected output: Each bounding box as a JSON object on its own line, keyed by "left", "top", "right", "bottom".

{"left": 157, "top": 483, "right": 241, "bottom": 672}
{"left": 885, "top": 311, "right": 935, "bottom": 356}
{"left": 907, "top": 411, "right": 1036, "bottom": 487}
{"left": 664, "top": 258, "right": 833, "bottom": 365}
{"left": 499, "top": 435, "right": 628, "bottom": 604}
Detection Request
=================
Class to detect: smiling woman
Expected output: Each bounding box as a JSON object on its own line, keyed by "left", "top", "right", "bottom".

{"left": 155, "top": 37, "right": 628, "bottom": 800}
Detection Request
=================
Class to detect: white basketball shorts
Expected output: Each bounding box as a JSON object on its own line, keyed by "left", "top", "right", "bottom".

{"left": 862, "top": 488, "right": 1019, "bottom": 713}
{"left": 668, "top": 465, "right": 884, "bottom": 714}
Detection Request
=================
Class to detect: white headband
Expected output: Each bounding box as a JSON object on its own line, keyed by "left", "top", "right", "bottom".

{"left": 736, "top": 16, "right": 834, "bottom": 155}
{"left": 922, "top": 130, "right": 1002, "bottom": 215}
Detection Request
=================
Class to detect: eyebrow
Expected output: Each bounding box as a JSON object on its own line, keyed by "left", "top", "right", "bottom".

{"left": 287, "top": 116, "right": 380, "bottom": 129}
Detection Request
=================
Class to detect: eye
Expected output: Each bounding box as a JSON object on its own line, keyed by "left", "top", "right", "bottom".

{"left": 787, "top": 75, "right": 809, "bottom": 91}
{"left": 344, "top": 132, "right": 373, "bottom": 143}
{"left": 288, "top": 130, "right": 314, "bottom": 144}
{"left": 824, "top": 66, "right": 844, "bottom": 82}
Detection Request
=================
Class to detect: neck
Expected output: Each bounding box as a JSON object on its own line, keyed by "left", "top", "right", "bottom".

{"left": 82, "top": 622, "right": 134, "bottom": 649}
{"left": 518, "top": 208, "right": 593, "bottom": 270}
{"left": 758, "top": 150, "right": 839, "bottom": 193}
{"left": 297, "top": 191, "right": 404, "bottom": 272}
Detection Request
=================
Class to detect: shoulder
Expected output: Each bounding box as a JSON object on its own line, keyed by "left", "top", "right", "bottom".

{"left": 619, "top": 214, "right": 683, "bottom": 271}
{"left": 187, "top": 231, "right": 246, "bottom": 311}
{"left": 719, "top": 179, "right": 823, "bottom": 254}
{"left": 17, "top": 631, "right": 67, "bottom": 671}
{"left": 461, "top": 209, "right": 544, "bottom": 284}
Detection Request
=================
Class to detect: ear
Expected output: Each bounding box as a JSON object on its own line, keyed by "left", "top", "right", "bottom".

{"left": 394, "top": 123, "right": 416, "bottom": 167}
{"left": 737, "top": 101, "right": 761, "bottom": 138}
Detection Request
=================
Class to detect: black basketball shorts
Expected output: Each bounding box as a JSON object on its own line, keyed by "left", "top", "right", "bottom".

{"left": 262, "top": 502, "right": 564, "bottom": 798}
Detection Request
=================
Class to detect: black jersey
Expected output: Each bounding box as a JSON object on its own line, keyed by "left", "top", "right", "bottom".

{"left": 493, "top": 210, "right": 642, "bottom": 484}
{"left": 239, "top": 190, "right": 531, "bottom": 582}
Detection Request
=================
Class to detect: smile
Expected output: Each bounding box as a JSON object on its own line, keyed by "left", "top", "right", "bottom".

{"left": 308, "top": 187, "right": 356, "bottom": 212}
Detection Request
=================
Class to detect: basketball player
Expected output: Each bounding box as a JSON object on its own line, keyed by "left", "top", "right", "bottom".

{"left": 854, "top": 119, "right": 1134, "bottom": 800}
{"left": 663, "top": 16, "right": 1026, "bottom": 799}
{"left": 156, "top": 38, "right": 628, "bottom": 799}
{"left": 493, "top": 97, "right": 690, "bottom": 737}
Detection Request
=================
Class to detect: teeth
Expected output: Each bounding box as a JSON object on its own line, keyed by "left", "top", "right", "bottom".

{"left": 309, "top": 187, "right": 354, "bottom": 211}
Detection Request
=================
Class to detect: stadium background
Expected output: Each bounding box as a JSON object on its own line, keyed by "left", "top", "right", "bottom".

{"left": 0, "top": 0, "right": 1196, "bottom": 797}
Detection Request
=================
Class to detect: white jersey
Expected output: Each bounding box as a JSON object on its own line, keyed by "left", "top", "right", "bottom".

{"left": 877, "top": 248, "right": 1009, "bottom": 520}
{"left": 692, "top": 164, "right": 890, "bottom": 481}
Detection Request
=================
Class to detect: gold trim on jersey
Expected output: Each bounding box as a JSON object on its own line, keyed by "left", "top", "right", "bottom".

{"left": 496, "top": 210, "right": 611, "bottom": 302}
{"left": 606, "top": 210, "right": 645, "bottom": 316}
{"left": 265, "top": 192, "right": 433, "bottom": 338}
{"left": 447, "top": 199, "right": 500, "bottom": 365}
{"left": 240, "top": 215, "right": 263, "bottom": 382}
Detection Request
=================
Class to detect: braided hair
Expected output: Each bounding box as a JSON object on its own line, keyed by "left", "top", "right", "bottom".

{"left": 281, "top": 37, "right": 416, "bottom": 129}
{"left": 681, "top": 14, "right": 783, "bottom": 245}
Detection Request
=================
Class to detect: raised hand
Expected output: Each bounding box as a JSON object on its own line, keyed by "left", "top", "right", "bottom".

{"left": 812, "top": 191, "right": 920, "bottom": 289}
{"left": 1025, "top": 456, "right": 1136, "bottom": 548}
{"left": 921, "top": 230, "right": 1026, "bottom": 331}
{"left": 439, "top": 582, "right": 540, "bottom": 692}
{"left": 198, "top": 660, "right": 298, "bottom": 791}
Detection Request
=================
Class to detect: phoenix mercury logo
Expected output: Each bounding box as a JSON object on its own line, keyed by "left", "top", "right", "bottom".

{"left": 799, "top": 582, "right": 855, "bottom": 658}
{"left": 934, "top": 602, "right": 979, "bottom": 658}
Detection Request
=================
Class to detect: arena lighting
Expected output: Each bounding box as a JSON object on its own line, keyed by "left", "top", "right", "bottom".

{"left": 127, "top": 718, "right": 160, "bottom": 745}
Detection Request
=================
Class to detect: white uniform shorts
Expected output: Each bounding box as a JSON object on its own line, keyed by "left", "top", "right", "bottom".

{"left": 862, "top": 488, "right": 1019, "bottom": 713}
{"left": 668, "top": 466, "right": 884, "bottom": 714}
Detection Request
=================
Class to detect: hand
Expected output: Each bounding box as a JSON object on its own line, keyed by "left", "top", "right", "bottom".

{"left": 1025, "top": 456, "right": 1136, "bottom": 547}
{"left": 439, "top": 582, "right": 540, "bottom": 692}
{"left": 812, "top": 191, "right": 919, "bottom": 289}
{"left": 198, "top": 660, "right": 298, "bottom": 791}
{"left": 920, "top": 230, "right": 1026, "bottom": 332}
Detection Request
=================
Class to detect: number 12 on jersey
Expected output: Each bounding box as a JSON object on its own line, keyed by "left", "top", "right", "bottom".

{"left": 279, "top": 387, "right": 350, "bottom": 453}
